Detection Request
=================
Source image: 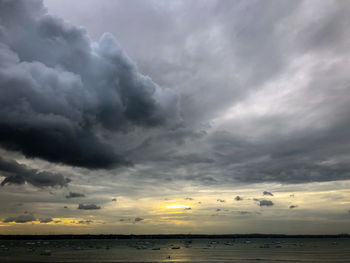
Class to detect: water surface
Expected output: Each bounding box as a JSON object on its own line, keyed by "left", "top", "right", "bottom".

{"left": 0, "top": 238, "right": 349, "bottom": 263}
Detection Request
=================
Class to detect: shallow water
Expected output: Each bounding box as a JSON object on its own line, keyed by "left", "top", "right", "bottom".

{"left": 0, "top": 238, "right": 349, "bottom": 262}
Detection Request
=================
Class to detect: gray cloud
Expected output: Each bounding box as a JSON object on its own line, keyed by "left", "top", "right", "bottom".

{"left": 77, "top": 219, "right": 93, "bottom": 224}
{"left": 0, "top": 156, "right": 70, "bottom": 187}
{"left": 237, "top": 211, "right": 249, "bottom": 215}
{"left": 263, "top": 191, "right": 274, "bottom": 196}
{"left": 0, "top": 0, "right": 179, "bottom": 169}
{"left": 3, "top": 214, "right": 36, "bottom": 223}
{"left": 66, "top": 192, "right": 85, "bottom": 199}
{"left": 78, "top": 204, "right": 101, "bottom": 210}
{"left": 259, "top": 200, "right": 274, "bottom": 207}
{"left": 39, "top": 217, "right": 53, "bottom": 223}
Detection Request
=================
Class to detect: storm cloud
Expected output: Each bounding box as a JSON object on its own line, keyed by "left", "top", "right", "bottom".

{"left": 0, "top": 0, "right": 179, "bottom": 169}
{"left": 0, "top": 156, "right": 70, "bottom": 187}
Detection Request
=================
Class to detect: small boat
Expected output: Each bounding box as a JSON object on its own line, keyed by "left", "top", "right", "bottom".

{"left": 40, "top": 250, "right": 52, "bottom": 256}
{"left": 259, "top": 244, "right": 270, "bottom": 248}
{"left": 136, "top": 245, "right": 148, "bottom": 250}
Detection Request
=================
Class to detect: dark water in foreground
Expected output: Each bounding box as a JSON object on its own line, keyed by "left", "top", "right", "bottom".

{"left": 0, "top": 238, "right": 349, "bottom": 263}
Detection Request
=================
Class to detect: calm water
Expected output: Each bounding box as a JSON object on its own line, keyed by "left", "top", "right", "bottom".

{"left": 0, "top": 238, "right": 349, "bottom": 263}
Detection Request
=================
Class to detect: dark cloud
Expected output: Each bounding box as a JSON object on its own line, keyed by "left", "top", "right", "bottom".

{"left": 39, "top": 217, "right": 53, "bottom": 223}
{"left": 77, "top": 219, "right": 93, "bottom": 224}
{"left": 0, "top": 0, "right": 179, "bottom": 169}
{"left": 66, "top": 192, "right": 85, "bottom": 199}
{"left": 234, "top": 211, "right": 261, "bottom": 216}
{"left": 3, "top": 214, "right": 36, "bottom": 223}
{"left": 263, "top": 191, "right": 274, "bottom": 196}
{"left": 237, "top": 211, "right": 249, "bottom": 215}
{"left": 259, "top": 200, "right": 274, "bottom": 207}
{"left": 289, "top": 205, "right": 298, "bottom": 209}
{"left": 134, "top": 217, "right": 144, "bottom": 222}
{"left": 0, "top": 156, "right": 70, "bottom": 187}
{"left": 234, "top": 196, "right": 243, "bottom": 201}
{"left": 78, "top": 204, "right": 101, "bottom": 210}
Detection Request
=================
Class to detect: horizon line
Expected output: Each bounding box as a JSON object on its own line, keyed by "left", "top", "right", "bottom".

{"left": 0, "top": 233, "right": 349, "bottom": 239}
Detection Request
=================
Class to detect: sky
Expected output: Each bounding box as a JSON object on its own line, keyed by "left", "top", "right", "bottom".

{"left": 0, "top": 0, "right": 349, "bottom": 235}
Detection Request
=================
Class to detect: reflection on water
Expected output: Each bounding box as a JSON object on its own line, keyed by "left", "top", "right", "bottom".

{"left": 0, "top": 238, "right": 350, "bottom": 262}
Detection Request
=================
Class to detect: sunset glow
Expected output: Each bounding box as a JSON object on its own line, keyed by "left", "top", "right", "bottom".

{"left": 165, "top": 205, "right": 191, "bottom": 209}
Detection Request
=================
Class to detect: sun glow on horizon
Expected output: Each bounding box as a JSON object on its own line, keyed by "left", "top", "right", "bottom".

{"left": 165, "top": 204, "right": 190, "bottom": 209}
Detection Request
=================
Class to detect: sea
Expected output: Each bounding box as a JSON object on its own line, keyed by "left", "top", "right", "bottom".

{"left": 0, "top": 238, "right": 349, "bottom": 262}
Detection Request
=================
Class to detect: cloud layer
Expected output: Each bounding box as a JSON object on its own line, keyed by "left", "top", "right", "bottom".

{"left": 3, "top": 214, "right": 36, "bottom": 223}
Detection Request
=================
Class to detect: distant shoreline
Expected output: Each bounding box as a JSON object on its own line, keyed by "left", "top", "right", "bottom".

{"left": 0, "top": 234, "right": 349, "bottom": 240}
